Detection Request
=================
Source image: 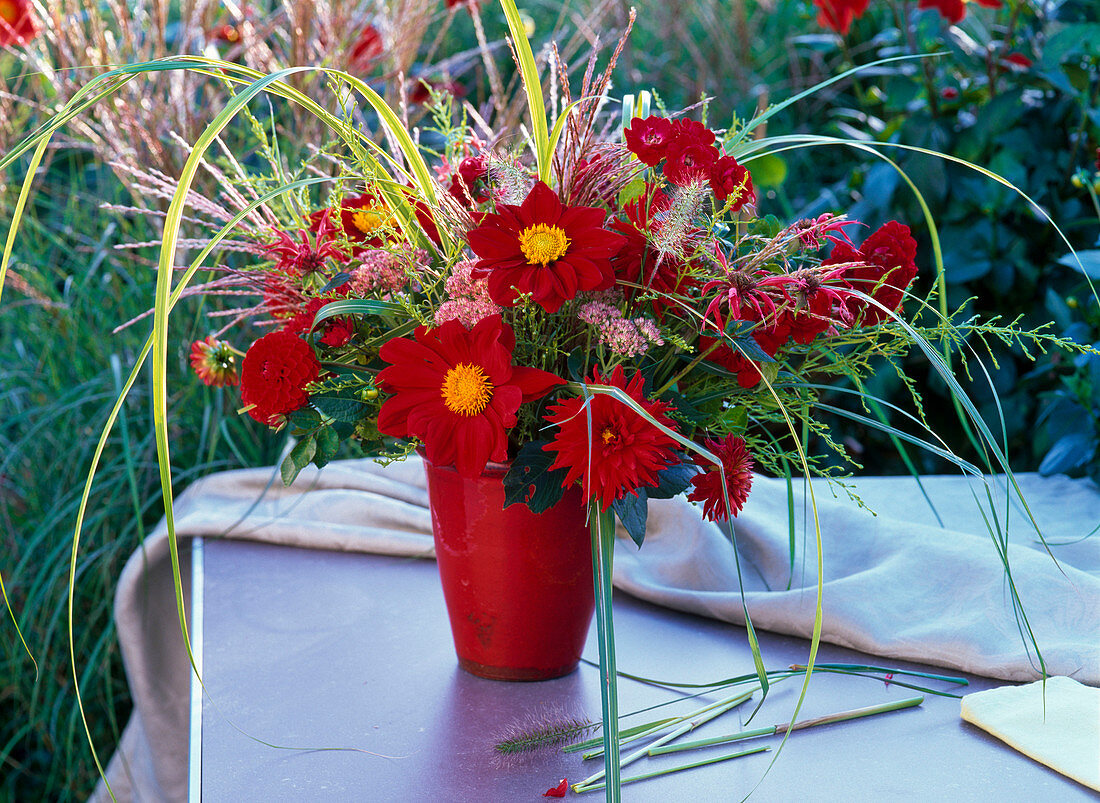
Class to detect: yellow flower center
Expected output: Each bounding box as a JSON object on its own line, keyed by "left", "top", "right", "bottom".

{"left": 350, "top": 205, "right": 389, "bottom": 236}
{"left": 518, "top": 223, "right": 570, "bottom": 266}
{"left": 0, "top": 0, "right": 17, "bottom": 22}
{"left": 441, "top": 363, "right": 494, "bottom": 416}
{"left": 600, "top": 427, "right": 619, "bottom": 446}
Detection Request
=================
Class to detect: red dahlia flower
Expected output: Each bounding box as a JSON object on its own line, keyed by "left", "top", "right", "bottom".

{"left": 0, "top": 0, "right": 39, "bottom": 47}
{"left": 240, "top": 331, "right": 321, "bottom": 425}
{"left": 542, "top": 366, "right": 680, "bottom": 510}
{"left": 189, "top": 336, "right": 239, "bottom": 388}
{"left": 823, "top": 221, "right": 918, "bottom": 326}
{"left": 687, "top": 435, "right": 754, "bottom": 521}
{"left": 376, "top": 316, "right": 562, "bottom": 478}
{"left": 812, "top": 0, "right": 871, "bottom": 34}
{"left": 308, "top": 192, "right": 393, "bottom": 251}
{"left": 467, "top": 181, "right": 626, "bottom": 313}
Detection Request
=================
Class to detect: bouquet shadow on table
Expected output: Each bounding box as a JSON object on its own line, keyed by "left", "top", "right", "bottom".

{"left": 1, "top": 0, "right": 1093, "bottom": 798}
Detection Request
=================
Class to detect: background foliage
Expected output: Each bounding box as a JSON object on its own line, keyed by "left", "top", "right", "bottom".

{"left": 1, "top": 0, "right": 1096, "bottom": 798}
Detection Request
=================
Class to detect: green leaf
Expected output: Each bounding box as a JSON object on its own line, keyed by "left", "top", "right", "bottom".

{"left": 618, "top": 178, "right": 647, "bottom": 207}
{"left": 1038, "top": 432, "right": 1097, "bottom": 476}
{"left": 747, "top": 153, "right": 787, "bottom": 188}
{"left": 281, "top": 436, "right": 317, "bottom": 485}
{"left": 1057, "top": 250, "right": 1100, "bottom": 279}
{"left": 314, "top": 426, "right": 340, "bottom": 469}
{"left": 286, "top": 406, "right": 323, "bottom": 431}
{"left": 613, "top": 490, "right": 648, "bottom": 547}
{"left": 502, "top": 441, "right": 569, "bottom": 513}
{"left": 647, "top": 461, "right": 698, "bottom": 500}
{"left": 311, "top": 395, "right": 367, "bottom": 424}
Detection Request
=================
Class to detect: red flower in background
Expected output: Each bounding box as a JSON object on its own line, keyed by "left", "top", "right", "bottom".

{"left": 189, "top": 336, "right": 239, "bottom": 388}
{"left": 376, "top": 316, "right": 562, "bottom": 477}
{"left": 664, "top": 142, "right": 719, "bottom": 186}
{"left": 467, "top": 181, "right": 626, "bottom": 312}
{"left": 624, "top": 117, "right": 677, "bottom": 167}
{"left": 687, "top": 434, "right": 754, "bottom": 521}
{"left": 918, "top": 0, "right": 1001, "bottom": 24}
{"left": 347, "top": 24, "right": 383, "bottom": 73}
{"left": 240, "top": 331, "right": 321, "bottom": 425}
{"left": 543, "top": 366, "right": 680, "bottom": 510}
{"left": 823, "top": 220, "right": 918, "bottom": 326}
{"left": 0, "top": 0, "right": 39, "bottom": 46}
{"left": 813, "top": 0, "right": 871, "bottom": 34}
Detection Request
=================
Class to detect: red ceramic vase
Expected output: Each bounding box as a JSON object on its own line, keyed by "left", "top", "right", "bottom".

{"left": 422, "top": 455, "right": 595, "bottom": 681}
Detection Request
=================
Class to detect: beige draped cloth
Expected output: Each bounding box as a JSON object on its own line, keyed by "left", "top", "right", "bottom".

{"left": 91, "top": 458, "right": 1100, "bottom": 801}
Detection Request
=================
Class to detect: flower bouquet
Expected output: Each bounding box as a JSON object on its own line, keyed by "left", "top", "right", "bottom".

{"left": 1, "top": 0, "right": 1083, "bottom": 797}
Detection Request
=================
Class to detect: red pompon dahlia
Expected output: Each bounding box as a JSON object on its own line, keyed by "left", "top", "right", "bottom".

{"left": 189, "top": 336, "right": 239, "bottom": 388}
{"left": 710, "top": 155, "right": 756, "bottom": 211}
{"left": 376, "top": 316, "right": 562, "bottom": 478}
{"left": 0, "top": 0, "right": 39, "bottom": 47}
{"left": 240, "top": 331, "right": 321, "bottom": 425}
{"left": 824, "top": 221, "right": 918, "bottom": 326}
{"left": 812, "top": 0, "right": 871, "bottom": 34}
{"left": 542, "top": 366, "right": 680, "bottom": 510}
{"left": 467, "top": 181, "right": 626, "bottom": 313}
{"left": 687, "top": 435, "right": 754, "bottom": 521}
{"left": 624, "top": 117, "right": 678, "bottom": 167}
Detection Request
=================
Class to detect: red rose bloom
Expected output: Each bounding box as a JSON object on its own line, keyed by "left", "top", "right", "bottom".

{"left": 543, "top": 366, "right": 680, "bottom": 510}
{"left": 687, "top": 434, "right": 754, "bottom": 521}
{"left": 0, "top": 0, "right": 39, "bottom": 47}
{"left": 624, "top": 117, "right": 677, "bottom": 167}
{"left": 376, "top": 316, "right": 562, "bottom": 478}
{"left": 467, "top": 181, "right": 626, "bottom": 313}
{"left": 709, "top": 155, "right": 756, "bottom": 211}
{"left": 240, "top": 331, "right": 321, "bottom": 425}
{"left": 671, "top": 119, "right": 717, "bottom": 148}
{"left": 824, "top": 220, "right": 918, "bottom": 326}
{"left": 664, "top": 142, "right": 720, "bottom": 186}
{"left": 813, "top": 0, "right": 871, "bottom": 34}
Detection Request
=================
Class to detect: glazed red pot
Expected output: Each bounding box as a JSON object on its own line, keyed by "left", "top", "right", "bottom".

{"left": 422, "top": 454, "right": 595, "bottom": 681}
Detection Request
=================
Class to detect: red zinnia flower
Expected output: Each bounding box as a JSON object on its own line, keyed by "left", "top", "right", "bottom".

{"left": 0, "top": 0, "right": 39, "bottom": 47}
{"left": 542, "top": 366, "right": 680, "bottom": 510}
{"left": 189, "top": 336, "right": 239, "bottom": 388}
{"left": 813, "top": 0, "right": 871, "bottom": 34}
{"left": 687, "top": 434, "right": 754, "bottom": 521}
{"left": 823, "top": 220, "right": 918, "bottom": 326}
{"left": 467, "top": 181, "right": 626, "bottom": 313}
{"left": 709, "top": 155, "right": 756, "bottom": 211}
{"left": 240, "top": 331, "right": 321, "bottom": 426}
{"left": 376, "top": 316, "right": 562, "bottom": 478}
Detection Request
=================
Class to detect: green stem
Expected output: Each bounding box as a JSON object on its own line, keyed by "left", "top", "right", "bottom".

{"left": 575, "top": 745, "right": 770, "bottom": 793}
{"left": 587, "top": 501, "right": 621, "bottom": 801}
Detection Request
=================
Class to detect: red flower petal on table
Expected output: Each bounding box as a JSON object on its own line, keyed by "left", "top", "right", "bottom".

{"left": 710, "top": 155, "right": 756, "bottom": 211}
{"left": 543, "top": 778, "right": 568, "bottom": 797}
{"left": 0, "top": 0, "right": 40, "bottom": 47}
{"left": 542, "top": 366, "right": 680, "bottom": 511}
{"left": 467, "top": 181, "right": 626, "bottom": 313}
{"left": 687, "top": 434, "right": 754, "bottom": 521}
{"left": 812, "top": 0, "right": 870, "bottom": 34}
{"left": 823, "top": 220, "right": 918, "bottom": 326}
{"left": 189, "top": 336, "right": 239, "bottom": 388}
{"left": 240, "top": 331, "right": 321, "bottom": 425}
{"left": 624, "top": 116, "right": 676, "bottom": 166}
{"left": 376, "top": 316, "right": 562, "bottom": 478}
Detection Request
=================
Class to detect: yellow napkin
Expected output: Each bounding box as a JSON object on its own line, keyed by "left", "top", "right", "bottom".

{"left": 961, "top": 676, "right": 1100, "bottom": 792}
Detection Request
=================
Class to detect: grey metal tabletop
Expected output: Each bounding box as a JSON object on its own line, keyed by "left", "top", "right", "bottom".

{"left": 191, "top": 536, "right": 1095, "bottom": 802}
